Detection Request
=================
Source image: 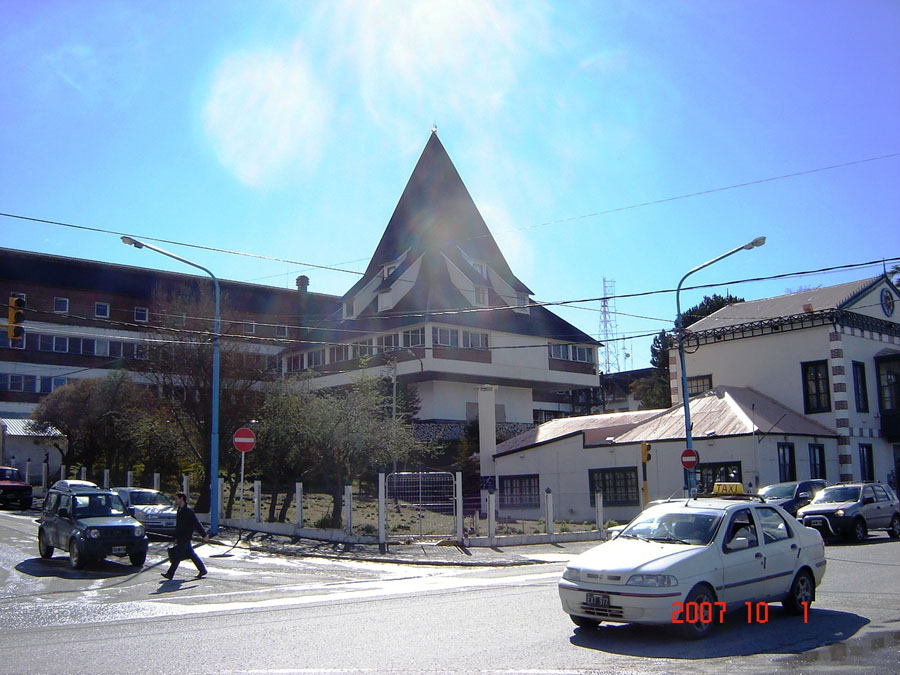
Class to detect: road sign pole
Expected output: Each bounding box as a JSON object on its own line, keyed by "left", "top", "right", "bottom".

{"left": 239, "top": 451, "right": 245, "bottom": 523}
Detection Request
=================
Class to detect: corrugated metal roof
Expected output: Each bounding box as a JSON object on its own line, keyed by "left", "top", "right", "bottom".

{"left": 495, "top": 409, "right": 661, "bottom": 456}
{"left": 614, "top": 386, "right": 836, "bottom": 443}
{"left": 1, "top": 418, "right": 64, "bottom": 438}
{"left": 687, "top": 277, "right": 880, "bottom": 332}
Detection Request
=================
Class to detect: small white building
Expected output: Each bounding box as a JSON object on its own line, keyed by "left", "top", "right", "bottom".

{"left": 1, "top": 417, "right": 66, "bottom": 482}
{"left": 492, "top": 386, "right": 837, "bottom": 524}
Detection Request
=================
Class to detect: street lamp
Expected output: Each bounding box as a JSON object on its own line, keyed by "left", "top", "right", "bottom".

{"left": 676, "top": 236, "right": 765, "bottom": 496}
{"left": 121, "top": 236, "right": 221, "bottom": 534}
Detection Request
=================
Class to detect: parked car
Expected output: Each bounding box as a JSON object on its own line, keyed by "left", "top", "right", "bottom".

{"left": 558, "top": 496, "right": 826, "bottom": 639}
{"left": 113, "top": 487, "right": 177, "bottom": 535}
{"left": 797, "top": 482, "right": 900, "bottom": 542}
{"left": 0, "top": 465, "right": 33, "bottom": 510}
{"left": 38, "top": 482, "right": 148, "bottom": 569}
{"left": 759, "top": 480, "right": 827, "bottom": 517}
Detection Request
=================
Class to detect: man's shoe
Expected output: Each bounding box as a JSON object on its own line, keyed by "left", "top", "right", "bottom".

{"left": 195, "top": 572, "right": 206, "bottom": 579}
{"left": 161, "top": 572, "right": 174, "bottom": 580}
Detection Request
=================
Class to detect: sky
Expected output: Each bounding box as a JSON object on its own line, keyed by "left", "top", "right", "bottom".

{"left": 1, "top": 0, "right": 898, "bottom": 371}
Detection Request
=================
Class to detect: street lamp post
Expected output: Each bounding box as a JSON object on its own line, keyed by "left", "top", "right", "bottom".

{"left": 676, "top": 236, "right": 766, "bottom": 496}
{"left": 121, "top": 236, "right": 221, "bottom": 534}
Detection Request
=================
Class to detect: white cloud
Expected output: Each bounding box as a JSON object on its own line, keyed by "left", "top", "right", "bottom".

{"left": 203, "top": 45, "right": 332, "bottom": 188}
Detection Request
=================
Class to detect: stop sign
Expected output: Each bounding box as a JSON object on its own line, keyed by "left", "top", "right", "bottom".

{"left": 681, "top": 448, "right": 699, "bottom": 470}
{"left": 233, "top": 427, "right": 256, "bottom": 452}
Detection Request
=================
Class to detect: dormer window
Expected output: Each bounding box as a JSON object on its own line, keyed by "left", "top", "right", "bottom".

{"left": 343, "top": 300, "right": 354, "bottom": 319}
{"left": 383, "top": 264, "right": 397, "bottom": 280}
{"left": 475, "top": 286, "right": 488, "bottom": 307}
{"left": 517, "top": 294, "right": 527, "bottom": 307}
{"left": 472, "top": 262, "right": 488, "bottom": 279}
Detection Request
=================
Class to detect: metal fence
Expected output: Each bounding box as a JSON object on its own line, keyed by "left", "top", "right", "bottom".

{"left": 385, "top": 471, "right": 456, "bottom": 540}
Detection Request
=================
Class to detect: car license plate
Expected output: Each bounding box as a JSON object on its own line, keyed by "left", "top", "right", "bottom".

{"left": 112, "top": 546, "right": 126, "bottom": 555}
{"left": 809, "top": 519, "right": 824, "bottom": 527}
{"left": 585, "top": 593, "right": 610, "bottom": 608}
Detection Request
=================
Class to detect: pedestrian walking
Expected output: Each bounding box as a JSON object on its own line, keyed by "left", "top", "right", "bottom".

{"left": 161, "top": 492, "right": 209, "bottom": 580}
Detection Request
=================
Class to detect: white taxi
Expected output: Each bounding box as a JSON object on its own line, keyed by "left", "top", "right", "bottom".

{"left": 558, "top": 496, "right": 826, "bottom": 639}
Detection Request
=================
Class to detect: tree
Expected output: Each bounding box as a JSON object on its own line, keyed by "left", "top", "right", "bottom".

{"left": 255, "top": 373, "right": 431, "bottom": 528}
{"left": 30, "top": 370, "right": 173, "bottom": 478}
{"left": 135, "top": 283, "right": 276, "bottom": 512}
{"left": 630, "top": 294, "right": 745, "bottom": 410}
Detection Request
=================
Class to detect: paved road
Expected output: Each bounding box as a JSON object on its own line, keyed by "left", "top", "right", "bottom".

{"left": 1, "top": 510, "right": 899, "bottom": 674}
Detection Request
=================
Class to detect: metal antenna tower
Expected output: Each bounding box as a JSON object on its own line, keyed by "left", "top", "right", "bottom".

{"left": 599, "top": 278, "right": 622, "bottom": 374}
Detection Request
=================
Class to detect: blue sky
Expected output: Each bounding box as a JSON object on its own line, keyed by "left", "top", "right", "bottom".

{"left": 1, "top": 1, "right": 898, "bottom": 370}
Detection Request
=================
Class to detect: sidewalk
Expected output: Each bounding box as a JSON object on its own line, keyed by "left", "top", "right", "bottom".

{"left": 204, "top": 526, "right": 599, "bottom": 566}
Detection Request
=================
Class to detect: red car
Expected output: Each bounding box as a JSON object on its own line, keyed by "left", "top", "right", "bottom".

{"left": 0, "top": 465, "right": 33, "bottom": 510}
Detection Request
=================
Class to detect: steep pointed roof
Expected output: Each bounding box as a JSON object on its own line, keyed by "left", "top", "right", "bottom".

{"left": 346, "top": 131, "right": 531, "bottom": 297}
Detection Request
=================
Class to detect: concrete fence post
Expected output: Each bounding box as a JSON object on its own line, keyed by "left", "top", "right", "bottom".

{"left": 455, "top": 469, "right": 464, "bottom": 544}
{"left": 182, "top": 474, "right": 189, "bottom": 502}
{"left": 103, "top": 468, "right": 110, "bottom": 489}
{"left": 488, "top": 489, "right": 496, "bottom": 546}
{"left": 253, "top": 479, "right": 261, "bottom": 522}
{"left": 60, "top": 464, "right": 66, "bottom": 481}
{"left": 377, "top": 469, "right": 386, "bottom": 549}
{"left": 126, "top": 470, "right": 133, "bottom": 487}
{"left": 595, "top": 490, "right": 605, "bottom": 539}
{"left": 295, "top": 482, "right": 303, "bottom": 528}
{"left": 25, "top": 458, "right": 31, "bottom": 484}
{"left": 344, "top": 481, "right": 353, "bottom": 534}
{"left": 545, "top": 487, "right": 554, "bottom": 537}
{"left": 80, "top": 466, "right": 87, "bottom": 481}
{"left": 153, "top": 472, "right": 160, "bottom": 491}
{"left": 41, "top": 462, "right": 48, "bottom": 491}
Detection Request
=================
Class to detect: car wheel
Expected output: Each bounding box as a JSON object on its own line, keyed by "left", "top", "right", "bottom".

{"left": 129, "top": 550, "right": 147, "bottom": 567}
{"left": 38, "top": 529, "right": 54, "bottom": 559}
{"left": 848, "top": 518, "right": 867, "bottom": 542}
{"left": 888, "top": 516, "right": 900, "bottom": 539}
{"left": 570, "top": 615, "right": 600, "bottom": 630}
{"left": 783, "top": 569, "right": 814, "bottom": 615}
{"left": 678, "top": 584, "right": 717, "bottom": 640}
{"left": 68, "top": 538, "right": 86, "bottom": 570}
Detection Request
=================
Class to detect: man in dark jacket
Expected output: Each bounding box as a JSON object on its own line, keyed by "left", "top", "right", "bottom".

{"left": 161, "top": 492, "right": 209, "bottom": 580}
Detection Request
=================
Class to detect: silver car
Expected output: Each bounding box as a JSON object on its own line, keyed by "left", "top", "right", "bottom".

{"left": 113, "top": 487, "right": 177, "bottom": 535}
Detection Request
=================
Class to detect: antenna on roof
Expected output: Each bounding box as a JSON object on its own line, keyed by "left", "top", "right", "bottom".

{"left": 432, "top": 123, "right": 437, "bottom": 134}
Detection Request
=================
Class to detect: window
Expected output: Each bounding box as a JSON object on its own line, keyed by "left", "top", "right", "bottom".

{"left": 94, "top": 340, "right": 109, "bottom": 357}
{"left": 94, "top": 302, "right": 110, "bottom": 318}
{"left": 402, "top": 327, "right": 425, "bottom": 348}
{"left": 307, "top": 349, "right": 325, "bottom": 368}
{"left": 757, "top": 507, "right": 793, "bottom": 544}
{"left": 877, "top": 358, "right": 899, "bottom": 411}
{"left": 329, "top": 345, "right": 350, "bottom": 362}
{"left": 474, "top": 286, "right": 488, "bottom": 306}
{"left": 287, "top": 355, "right": 302, "bottom": 372}
{"left": 695, "top": 462, "right": 742, "bottom": 493}
{"left": 353, "top": 339, "right": 376, "bottom": 358}
{"left": 38, "top": 335, "right": 53, "bottom": 351}
{"left": 852, "top": 361, "right": 869, "bottom": 413}
{"left": 462, "top": 331, "right": 488, "bottom": 349}
{"left": 809, "top": 444, "right": 826, "bottom": 480}
{"left": 378, "top": 333, "right": 399, "bottom": 351}
{"left": 242, "top": 322, "right": 256, "bottom": 335}
{"left": 588, "top": 467, "right": 639, "bottom": 507}
{"left": 498, "top": 474, "right": 540, "bottom": 508}
{"left": 859, "top": 444, "right": 874, "bottom": 481}
{"left": 134, "top": 307, "right": 148, "bottom": 322}
{"left": 53, "top": 336, "right": 68, "bottom": 353}
{"left": 432, "top": 327, "right": 458, "bottom": 347}
{"left": 873, "top": 485, "right": 891, "bottom": 502}
{"left": 53, "top": 297, "right": 69, "bottom": 313}
{"left": 778, "top": 443, "right": 796, "bottom": 482}
{"left": 53, "top": 377, "right": 67, "bottom": 390}
{"left": 724, "top": 509, "right": 759, "bottom": 551}
{"left": 134, "top": 343, "right": 147, "bottom": 360}
{"left": 8, "top": 374, "right": 24, "bottom": 392}
{"left": 517, "top": 294, "right": 528, "bottom": 307}
{"left": 687, "top": 375, "right": 713, "bottom": 396}
{"left": 472, "top": 262, "right": 488, "bottom": 279}
{"left": 383, "top": 264, "right": 396, "bottom": 280}
{"left": 343, "top": 300, "right": 354, "bottom": 318}
{"left": 548, "top": 343, "right": 569, "bottom": 360}
{"left": 802, "top": 361, "right": 830, "bottom": 413}
{"left": 275, "top": 325, "right": 288, "bottom": 338}
{"left": 571, "top": 346, "right": 593, "bottom": 363}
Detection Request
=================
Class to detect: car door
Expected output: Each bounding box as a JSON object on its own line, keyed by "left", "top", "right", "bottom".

{"left": 870, "top": 485, "right": 892, "bottom": 528}
{"left": 860, "top": 486, "right": 885, "bottom": 529}
{"left": 52, "top": 494, "right": 73, "bottom": 548}
{"left": 718, "top": 508, "right": 768, "bottom": 605}
{"left": 751, "top": 506, "right": 799, "bottom": 599}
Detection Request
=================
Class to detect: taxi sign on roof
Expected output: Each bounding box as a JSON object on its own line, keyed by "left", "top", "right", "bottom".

{"left": 711, "top": 482, "right": 744, "bottom": 495}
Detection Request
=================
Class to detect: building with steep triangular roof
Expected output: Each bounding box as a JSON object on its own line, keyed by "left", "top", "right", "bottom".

{"left": 674, "top": 274, "right": 900, "bottom": 486}
{"left": 283, "top": 132, "right": 600, "bottom": 439}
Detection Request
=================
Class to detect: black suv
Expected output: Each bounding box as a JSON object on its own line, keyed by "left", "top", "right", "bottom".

{"left": 797, "top": 481, "right": 900, "bottom": 542}
{"left": 0, "top": 465, "right": 33, "bottom": 509}
{"left": 38, "top": 481, "right": 149, "bottom": 569}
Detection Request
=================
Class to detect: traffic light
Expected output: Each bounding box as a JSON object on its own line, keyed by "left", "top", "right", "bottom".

{"left": 641, "top": 441, "right": 652, "bottom": 463}
{"left": 7, "top": 295, "right": 25, "bottom": 341}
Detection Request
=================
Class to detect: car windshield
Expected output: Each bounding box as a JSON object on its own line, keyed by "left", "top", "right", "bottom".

{"left": 73, "top": 493, "right": 127, "bottom": 518}
{"left": 620, "top": 509, "right": 721, "bottom": 545}
{"left": 0, "top": 468, "right": 23, "bottom": 481}
{"left": 759, "top": 484, "right": 796, "bottom": 499}
{"left": 130, "top": 491, "right": 173, "bottom": 507}
{"left": 812, "top": 486, "right": 860, "bottom": 504}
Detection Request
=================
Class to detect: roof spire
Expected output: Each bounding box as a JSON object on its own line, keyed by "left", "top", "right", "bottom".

{"left": 432, "top": 122, "right": 437, "bottom": 134}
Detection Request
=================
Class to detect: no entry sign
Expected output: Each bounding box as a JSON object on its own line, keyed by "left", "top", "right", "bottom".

{"left": 681, "top": 448, "right": 699, "bottom": 470}
{"left": 233, "top": 427, "right": 256, "bottom": 453}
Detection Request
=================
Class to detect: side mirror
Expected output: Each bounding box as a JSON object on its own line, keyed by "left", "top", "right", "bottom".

{"left": 726, "top": 536, "right": 750, "bottom": 552}
{"left": 798, "top": 492, "right": 811, "bottom": 500}
{"left": 58, "top": 507, "right": 69, "bottom": 519}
